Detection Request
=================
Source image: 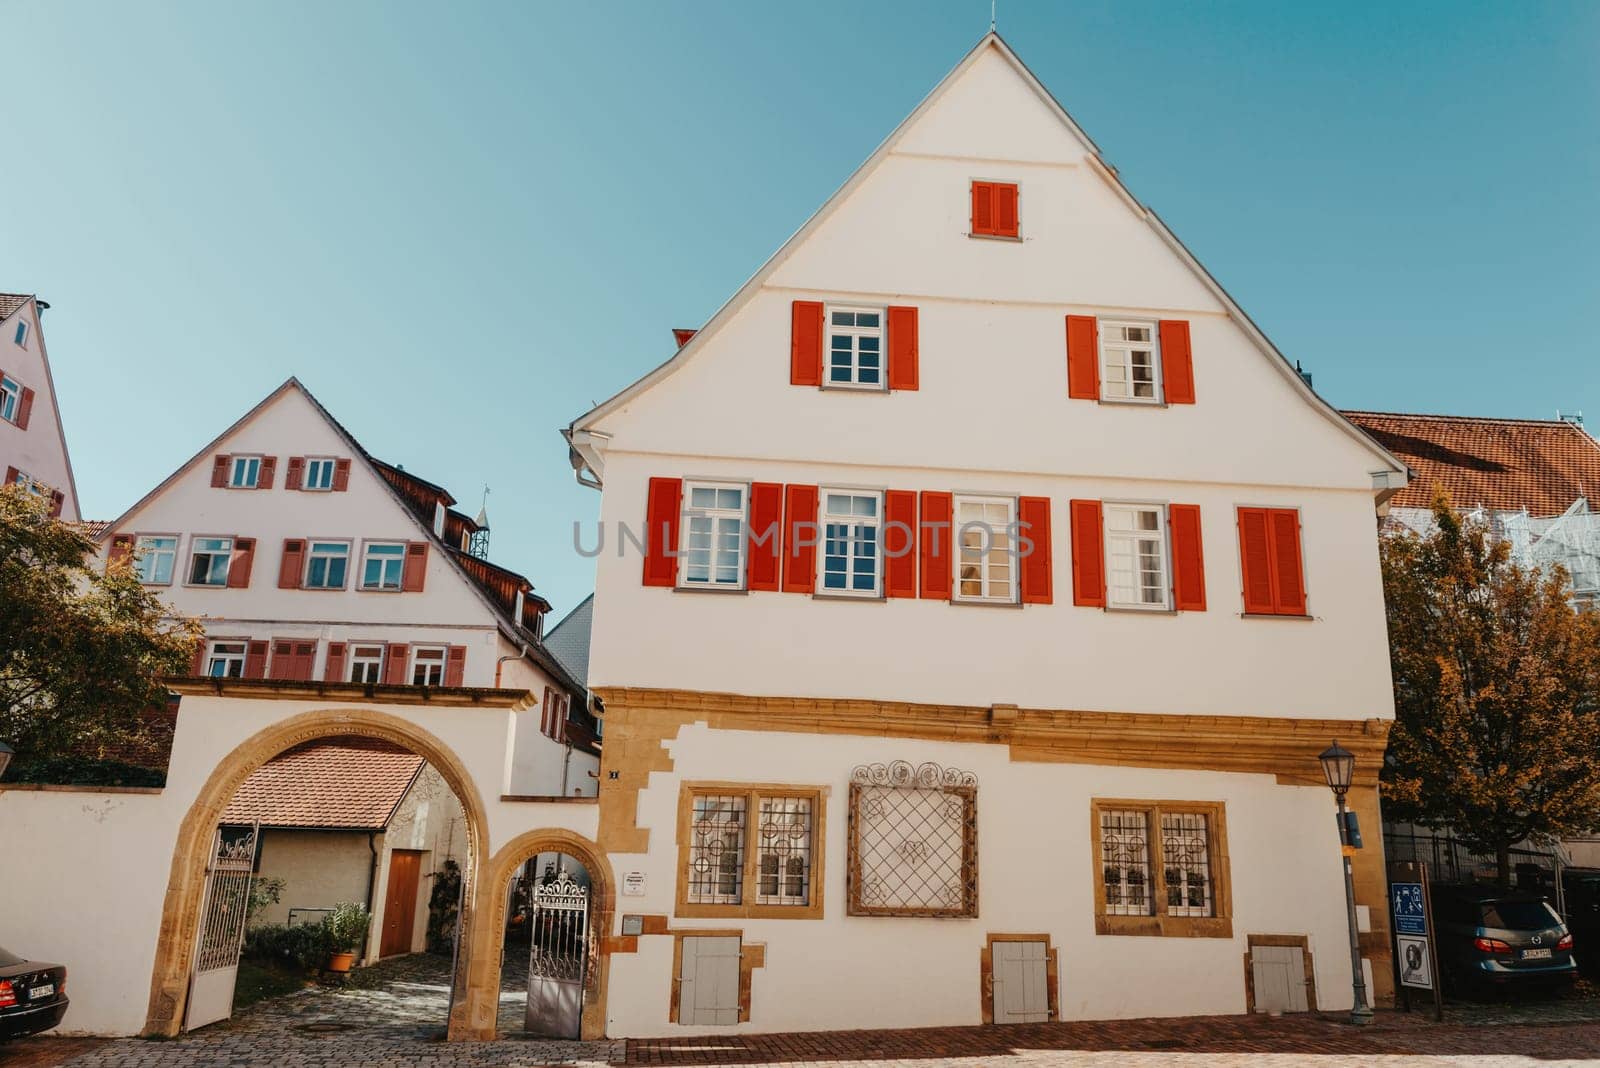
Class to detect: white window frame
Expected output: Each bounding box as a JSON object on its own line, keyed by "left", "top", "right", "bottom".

{"left": 133, "top": 534, "right": 179, "bottom": 586}
{"left": 0, "top": 376, "right": 19, "bottom": 424}
{"left": 303, "top": 456, "right": 337, "bottom": 491}
{"left": 817, "top": 489, "right": 883, "bottom": 598}
{"left": 205, "top": 639, "right": 248, "bottom": 678}
{"left": 823, "top": 304, "right": 887, "bottom": 391}
{"left": 1099, "top": 319, "right": 1162, "bottom": 404}
{"left": 348, "top": 643, "right": 385, "bottom": 684}
{"left": 303, "top": 540, "right": 351, "bottom": 590}
{"left": 186, "top": 536, "right": 235, "bottom": 587}
{"left": 359, "top": 540, "right": 407, "bottom": 591}
{"left": 678, "top": 481, "right": 748, "bottom": 591}
{"left": 952, "top": 494, "right": 1018, "bottom": 604}
{"left": 228, "top": 454, "right": 263, "bottom": 489}
{"left": 9, "top": 468, "right": 44, "bottom": 497}
{"left": 1103, "top": 502, "right": 1171, "bottom": 611}
{"left": 411, "top": 645, "right": 448, "bottom": 686}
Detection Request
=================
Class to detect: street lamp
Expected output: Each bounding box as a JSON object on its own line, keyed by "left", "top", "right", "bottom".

{"left": 0, "top": 740, "right": 13, "bottom": 781}
{"left": 1320, "top": 740, "right": 1373, "bottom": 1026}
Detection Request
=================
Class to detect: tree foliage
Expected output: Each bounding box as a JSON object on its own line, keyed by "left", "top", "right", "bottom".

{"left": 0, "top": 487, "right": 201, "bottom": 768}
{"left": 1381, "top": 490, "right": 1600, "bottom": 885}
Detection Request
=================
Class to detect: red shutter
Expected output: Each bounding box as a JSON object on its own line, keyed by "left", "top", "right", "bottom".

{"left": 48, "top": 490, "right": 63, "bottom": 518}
{"left": 994, "top": 183, "right": 1019, "bottom": 237}
{"left": 107, "top": 533, "right": 134, "bottom": 571}
{"left": 384, "top": 644, "right": 410, "bottom": 685}
{"left": 1270, "top": 509, "right": 1307, "bottom": 615}
{"left": 15, "top": 387, "right": 34, "bottom": 430}
{"left": 285, "top": 456, "right": 305, "bottom": 490}
{"left": 883, "top": 489, "right": 918, "bottom": 599}
{"left": 3, "top": 465, "right": 16, "bottom": 487}
{"left": 918, "top": 491, "right": 953, "bottom": 600}
{"left": 1018, "top": 496, "right": 1053, "bottom": 605}
{"left": 210, "top": 454, "right": 231, "bottom": 488}
{"left": 324, "top": 641, "right": 347, "bottom": 683}
{"left": 886, "top": 306, "right": 919, "bottom": 391}
{"left": 278, "top": 539, "right": 305, "bottom": 589}
{"left": 541, "top": 686, "right": 555, "bottom": 736}
{"left": 781, "top": 484, "right": 819, "bottom": 594}
{"left": 401, "top": 542, "right": 428, "bottom": 592}
{"left": 1237, "top": 508, "right": 1277, "bottom": 615}
{"left": 1066, "top": 315, "right": 1100, "bottom": 400}
{"left": 1069, "top": 499, "right": 1106, "bottom": 607}
{"left": 641, "top": 477, "right": 683, "bottom": 588}
{"left": 445, "top": 645, "right": 466, "bottom": 687}
{"left": 270, "top": 640, "right": 315, "bottom": 682}
{"left": 971, "top": 181, "right": 994, "bottom": 235}
{"left": 332, "top": 458, "right": 351, "bottom": 491}
{"left": 1168, "top": 504, "right": 1206, "bottom": 611}
{"left": 746, "top": 482, "right": 783, "bottom": 592}
{"left": 1160, "top": 319, "right": 1195, "bottom": 404}
{"left": 790, "top": 301, "right": 824, "bottom": 387}
{"left": 243, "top": 640, "right": 269, "bottom": 680}
{"left": 190, "top": 640, "right": 208, "bottom": 676}
{"left": 258, "top": 456, "right": 277, "bottom": 490}
{"left": 227, "top": 537, "right": 255, "bottom": 588}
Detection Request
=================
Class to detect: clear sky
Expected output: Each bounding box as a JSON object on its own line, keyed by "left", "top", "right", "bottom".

{"left": 3, "top": 1, "right": 1596, "bottom": 615}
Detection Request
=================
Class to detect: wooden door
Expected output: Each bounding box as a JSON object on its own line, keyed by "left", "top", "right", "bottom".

{"left": 380, "top": 850, "right": 423, "bottom": 958}
{"left": 992, "top": 940, "right": 1050, "bottom": 1024}
{"left": 1250, "top": 944, "right": 1309, "bottom": 1013}
{"left": 678, "top": 936, "right": 741, "bottom": 1026}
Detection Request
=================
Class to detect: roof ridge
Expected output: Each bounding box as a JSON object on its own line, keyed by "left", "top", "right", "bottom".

{"left": 1342, "top": 408, "right": 1587, "bottom": 427}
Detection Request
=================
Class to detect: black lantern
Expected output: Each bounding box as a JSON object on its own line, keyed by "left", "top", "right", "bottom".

{"left": 1319, "top": 740, "right": 1355, "bottom": 800}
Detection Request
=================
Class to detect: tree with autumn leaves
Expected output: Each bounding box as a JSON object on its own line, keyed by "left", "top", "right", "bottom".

{"left": 1381, "top": 490, "right": 1600, "bottom": 887}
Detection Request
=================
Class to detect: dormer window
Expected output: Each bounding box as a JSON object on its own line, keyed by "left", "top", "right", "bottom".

{"left": 230, "top": 455, "right": 263, "bottom": 488}
{"left": 825, "top": 307, "right": 884, "bottom": 390}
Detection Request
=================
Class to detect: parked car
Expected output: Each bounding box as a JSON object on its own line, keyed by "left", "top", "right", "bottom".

{"left": 1429, "top": 883, "right": 1577, "bottom": 994}
{"left": 0, "top": 946, "right": 68, "bottom": 1039}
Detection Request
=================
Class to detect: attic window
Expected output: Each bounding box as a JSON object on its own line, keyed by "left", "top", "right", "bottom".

{"left": 14, "top": 321, "right": 27, "bottom": 347}
{"left": 433, "top": 501, "right": 446, "bottom": 538}
{"left": 304, "top": 457, "right": 336, "bottom": 491}
{"left": 0, "top": 376, "right": 20, "bottom": 423}
{"left": 970, "top": 180, "right": 1019, "bottom": 238}
{"left": 230, "top": 455, "right": 263, "bottom": 488}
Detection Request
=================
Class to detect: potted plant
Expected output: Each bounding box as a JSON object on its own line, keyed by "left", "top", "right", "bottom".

{"left": 323, "top": 901, "right": 370, "bottom": 974}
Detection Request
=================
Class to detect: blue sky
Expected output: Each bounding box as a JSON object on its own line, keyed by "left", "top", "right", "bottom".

{"left": 3, "top": 1, "right": 1596, "bottom": 615}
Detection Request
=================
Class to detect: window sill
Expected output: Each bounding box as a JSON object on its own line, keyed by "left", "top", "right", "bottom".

{"left": 675, "top": 901, "right": 824, "bottom": 922}
{"left": 1097, "top": 397, "right": 1168, "bottom": 409}
{"left": 812, "top": 590, "right": 885, "bottom": 603}
{"left": 673, "top": 584, "right": 750, "bottom": 596}
{"left": 818, "top": 383, "right": 889, "bottom": 394}
{"left": 950, "top": 596, "right": 1023, "bottom": 609}
{"left": 1095, "top": 914, "right": 1232, "bottom": 939}
{"left": 968, "top": 232, "right": 1023, "bottom": 243}
{"left": 1239, "top": 612, "right": 1314, "bottom": 621}
{"left": 1103, "top": 604, "right": 1176, "bottom": 615}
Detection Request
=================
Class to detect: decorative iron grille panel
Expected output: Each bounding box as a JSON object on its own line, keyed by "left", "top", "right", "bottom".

{"left": 847, "top": 760, "right": 978, "bottom": 917}
{"left": 530, "top": 873, "right": 591, "bottom": 985}
{"left": 755, "top": 796, "right": 813, "bottom": 906}
{"left": 195, "top": 828, "right": 258, "bottom": 972}
{"left": 1161, "top": 812, "right": 1213, "bottom": 917}
{"left": 1099, "top": 809, "right": 1152, "bottom": 916}
{"left": 688, "top": 794, "right": 747, "bottom": 905}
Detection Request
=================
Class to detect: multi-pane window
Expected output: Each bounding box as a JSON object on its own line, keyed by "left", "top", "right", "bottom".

{"left": 188, "top": 537, "right": 234, "bottom": 586}
{"left": 205, "top": 640, "right": 247, "bottom": 678}
{"left": 680, "top": 483, "right": 745, "bottom": 589}
{"left": 348, "top": 644, "right": 385, "bottom": 684}
{"left": 954, "top": 495, "right": 1016, "bottom": 602}
{"left": 1100, "top": 321, "right": 1161, "bottom": 402}
{"left": 687, "top": 794, "right": 747, "bottom": 905}
{"left": 303, "top": 457, "right": 336, "bottom": 490}
{"left": 0, "top": 376, "right": 19, "bottom": 423}
{"left": 1099, "top": 809, "right": 1152, "bottom": 916}
{"left": 411, "top": 646, "right": 447, "bottom": 686}
{"left": 360, "top": 542, "right": 406, "bottom": 590}
{"left": 133, "top": 535, "right": 178, "bottom": 585}
{"left": 826, "top": 307, "right": 884, "bottom": 389}
{"left": 1162, "top": 812, "right": 1213, "bottom": 917}
{"left": 1091, "top": 799, "right": 1229, "bottom": 937}
{"left": 304, "top": 541, "right": 350, "bottom": 589}
{"left": 1104, "top": 504, "right": 1169, "bottom": 609}
{"left": 756, "top": 796, "right": 814, "bottom": 906}
{"left": 679, "top": 784, "right": 824, "bottom": 918}
{"left": 229, "top": 455, "right": 263, "bottom": 489}
{"left": 820, "top": 491, "right": 880, "bottom": 596}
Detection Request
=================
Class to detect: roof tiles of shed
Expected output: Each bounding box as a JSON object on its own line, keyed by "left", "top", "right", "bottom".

{"left": 219, "top": 736, "right": 423, "bottom": 830}
{"left": 1343, "top": 410, "right": 1600, "bottom": 516}
{"left": 0, "top": 294, "right": 31, "bottom": 321}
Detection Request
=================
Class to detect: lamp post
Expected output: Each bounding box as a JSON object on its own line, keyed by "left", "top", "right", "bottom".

{"left": 1320, "top": 739, "right": 1373, "bottom": 1025}
{"left": 0, "top": 740, "right": 13, "bottom": 781}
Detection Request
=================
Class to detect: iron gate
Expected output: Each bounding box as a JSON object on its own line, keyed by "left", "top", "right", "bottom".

{"left": 525, "top": 872, "right": 590, "bottom": 1038}
{"left": 185, "top": 825, "right": 259, "bottom": 1031}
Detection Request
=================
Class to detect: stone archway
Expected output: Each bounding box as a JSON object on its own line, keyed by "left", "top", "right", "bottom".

{"left": 141, "top": 707, "right": 492, "bottom": 1040}
{"left": 469, "top": 828, "right": 614, "bottom": 1041}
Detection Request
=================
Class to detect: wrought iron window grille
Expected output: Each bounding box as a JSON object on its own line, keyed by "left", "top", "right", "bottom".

{"left": 847, "top": 760, "right": 979, "bottom": 918}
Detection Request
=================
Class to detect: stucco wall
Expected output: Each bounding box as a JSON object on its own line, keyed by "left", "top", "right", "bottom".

{"left": 250, "top": 829, "right": 373, "bottom": 929}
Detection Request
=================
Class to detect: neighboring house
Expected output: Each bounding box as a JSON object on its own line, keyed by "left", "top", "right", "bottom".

{"left": 222, "top": 736, "right": 467, "bottom": 962}
{"left": 96, "top": 377, "right": 598, "bottom": 796}
{"left": 0, "top": 293, "right": 80, "bottom": 519}
{"left": 565, "top": 32, "right": 1409, "bottom": 1034}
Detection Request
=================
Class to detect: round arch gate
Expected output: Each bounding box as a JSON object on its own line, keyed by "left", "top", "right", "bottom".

{"left": 141, "top": 707, "right": 492, "bottom": 1040}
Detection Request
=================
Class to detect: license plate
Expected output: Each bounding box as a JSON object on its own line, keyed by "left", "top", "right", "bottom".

{"left": 1522, "top": 948, "right": 1552, "bottom": 960}
{"left": 29, "top": 983, "right": 54, "bottom": 999}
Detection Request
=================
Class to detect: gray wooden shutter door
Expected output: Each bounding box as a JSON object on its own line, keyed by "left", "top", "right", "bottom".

{"left": 1250, "top": 945, "right": 1307, "bottom": 1013}
{"left": 681, "top": 936, "right": 741, "bottom": 1026}
{"left": 993, "top": 940, "right": 1049, "bottom": 1023}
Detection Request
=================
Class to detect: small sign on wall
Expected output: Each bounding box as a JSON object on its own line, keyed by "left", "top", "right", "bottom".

{"left": 621, "top": 915, "right": 644, "bottom": 936}
{"left": 623, "top": 870, "right": 646, "bottom": 896}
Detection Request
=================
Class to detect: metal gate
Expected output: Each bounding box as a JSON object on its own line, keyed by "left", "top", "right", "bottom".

{"left": 184, "top": 825, "right": 259, "bottom": 1031}
{"left": 525, "top": 872, "right": 590, "bottom": 1038}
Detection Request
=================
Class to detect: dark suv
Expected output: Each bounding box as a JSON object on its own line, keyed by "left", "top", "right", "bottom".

{"left": 1429, "top": 883, "right": 1577, "bottom": 993}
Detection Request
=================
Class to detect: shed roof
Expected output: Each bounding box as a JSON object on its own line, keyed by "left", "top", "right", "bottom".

{"left": 219, "top": 737, "right": 423, "bottom": 830}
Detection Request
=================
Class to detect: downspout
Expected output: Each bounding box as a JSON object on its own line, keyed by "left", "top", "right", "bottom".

{"left": 495, "top": 643, "right": 529, "bottom": 687}
{"left": 561, "top": 742, "right": 573, "bottom": 796}
{"left": 361, "top": 830, "right": 379, "bottom": 962}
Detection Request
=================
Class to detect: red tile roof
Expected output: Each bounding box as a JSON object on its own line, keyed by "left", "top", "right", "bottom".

{"left": 220, "top": 737, "right": 422, "bottom": 830}
{"left": 1343, "top": 411, "right": 1600, "bottom": 516}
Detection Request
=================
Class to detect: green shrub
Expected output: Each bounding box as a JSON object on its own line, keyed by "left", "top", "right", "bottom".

{"left": 5, "top": 756, "right": 166, "bottom": 787}
{"left": 243, "top": 922, "right": 332, "bottom": 970}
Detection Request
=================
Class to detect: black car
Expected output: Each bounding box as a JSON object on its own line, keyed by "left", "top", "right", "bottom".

{"left": 0, "top": 946, "right": 68, "bottom": 1039}
{"left": 1429, "top": 883, "right": 1577, "bottom": 993}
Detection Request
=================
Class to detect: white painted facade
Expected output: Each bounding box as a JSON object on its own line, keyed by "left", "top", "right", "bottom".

{"left": 571, "top": 34, "right": 1406, "bottom": 1033}
{"left": 0, "top": 294, "right": 81, "bottom": 520}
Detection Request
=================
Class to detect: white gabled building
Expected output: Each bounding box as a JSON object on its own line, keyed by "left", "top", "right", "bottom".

{"left": 98, "top": 377, "right": 598, "bottom": 797}
{"left": 567, "top": 33, "right": 1409, "bottom": 1034}
{"left": 0, "top": 293, "right": 81, "bottom": 520}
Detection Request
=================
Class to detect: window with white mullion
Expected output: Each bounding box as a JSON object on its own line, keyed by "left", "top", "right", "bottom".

{"left": 1104, "top": 504, "right": 1169, "bottom": 609}
{"left": 229, "top": 455, "right": 262, "bottom": 488}
{"left": 188, "top": 537, "right": 234, "bottom": 586}
{"left": 688, "top": 794, "right": 747, "bottom": 905}
{"left": 1100, "top": 809, "right": 1153, "bottom": 916}
{"left": 680, "top": 483, "right": 746, "bottom": 589}
{"left": 756, "top": 796, "right": 814, "bottom": 906}
{"left": 1100, "top": 321, "right": 1161, "bottom": 402}
{"left": 304, "top": 457, "right": 336, "bottom": 491}
{"left": 954, "top": 496, "right": 1016, "bottom": 603}
{"left": 348, "top": 644, "right": 385, "bottom": 683}
{"left": 0, "top": 376, "right": 19, "bottom": 423}
{"left": 1161, "top": 812, "right": 1215, "bottom": 917}
{"left": 134, "top": 535, "right": 178, "bottom": 585}
{"left": 205, "top": 640, "right": 247, "bottom": 678}
{"left": 820, "top": 491, "right": 881, "bottom": 596}
{"left": 304, "top": 541, "right": 350, "bottom": 589}
{"left": 826, "top": 306, "right": 885, "bottom": 389}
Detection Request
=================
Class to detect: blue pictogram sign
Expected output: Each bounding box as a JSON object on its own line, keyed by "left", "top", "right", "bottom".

{"left": 1392, "top": 881, "right": 1426, "bottom": 935}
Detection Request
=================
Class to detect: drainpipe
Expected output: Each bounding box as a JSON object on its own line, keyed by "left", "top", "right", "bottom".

{"left": 494, "top": 643, "right": 529, "bottom": 687}
{"left": 561, "top": 742, "right": 573, "bottom": 796}
{"left": 361, "top": 831, "right": 379, "bottom": 962}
